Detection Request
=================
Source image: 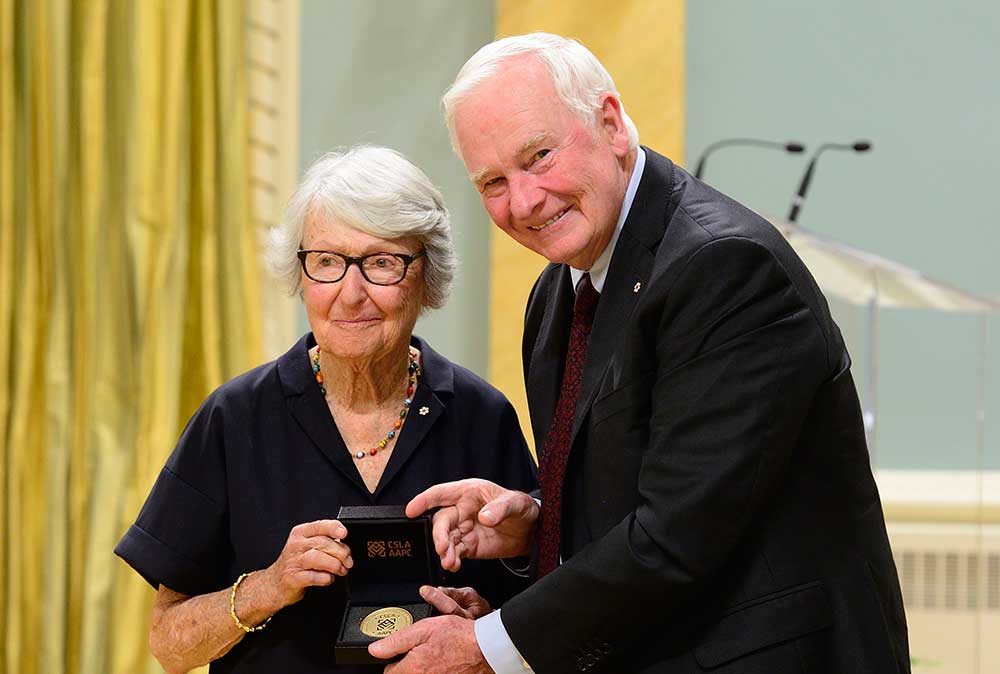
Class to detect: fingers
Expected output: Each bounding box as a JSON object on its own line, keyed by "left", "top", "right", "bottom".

{"left": 429, "top": 505, "right": 460, "bottom": 547}
{"left": 270, "top": 520, "right": 360, "bottom": 607}
{"left": 299, "top": 569, "right": 337, "bottom": 586}
{"left": 287, "top": 519, "right": 354, "bottom": 573}
{"left": 429, "top": 506, "right": 476, "bottom": 572}
{"left": 439, "top": 586, "right": 492, "bottom": 619}
{"left": 307, "top": 536, "right": 353, "bottom": 564}
{"left": 412, "top": 480, "right": 536, "bottom": 572}
{"left": 406, "top": 481, "right": 475, "bottom": 517}
{"left": 478, "top": 493, "right": 512, "bottom": 527}
{"left": 430, "top": 506, "right": 462, "bottom": 558}
{"left": 373, "top": 616, "right": 481, "bottom": 673}
{"left": 439, "top": 526, "right": 468, "bottom": 573}
{"left": 419, "top": 585, "right": 463, "bottom": 616}
{"left": 280, "top": 521, "right": 355, "bottom": 581}
{"left": 419, "top": 586, "right": 491, "bottom": 619}
{"left": 368, "top": 621, "right": 428, "bottom": 660}
{"left": 293, "top": 519, "right": 348, "bottom": 540}
{"left": 303, "top": 545, "right": 352, "bottom": 575}
{"left": 439, "top": 586, "right": 487, "bottom": 609}
{"left": 479, "top": 490, "right": 537, "bottom": 527}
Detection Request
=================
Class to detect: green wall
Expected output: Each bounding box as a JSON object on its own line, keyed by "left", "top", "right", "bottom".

{"left": 686, "top": 1, "right": 998, "bottom": 470}
{"left": 298, "top": 0, "right": 494, "bottom": 376}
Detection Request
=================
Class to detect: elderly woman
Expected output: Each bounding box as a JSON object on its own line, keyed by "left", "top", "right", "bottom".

{"left": 115, "top": 146, "right": 535, "bottom": 673}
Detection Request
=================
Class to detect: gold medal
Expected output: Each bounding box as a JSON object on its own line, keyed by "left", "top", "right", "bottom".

{"left": 360, "top": 607, "right": 413, "bottom": 638}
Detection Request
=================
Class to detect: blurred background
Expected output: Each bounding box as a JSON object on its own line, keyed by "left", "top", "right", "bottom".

{"left": 1, "top": 0, "right": 997, "bottom": 672}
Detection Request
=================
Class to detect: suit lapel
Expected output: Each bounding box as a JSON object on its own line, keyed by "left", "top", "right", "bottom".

{"left": 525, "top": 150, "right": 676, "bottom": 449}
{"left": 526, "top": 266, "right": 574, "bottom": 448}
{"left": 570, "top": 149, "right": 674, "bottom": 442}
{"left": 570, "top": 231, "right": 655, "bottom": 439}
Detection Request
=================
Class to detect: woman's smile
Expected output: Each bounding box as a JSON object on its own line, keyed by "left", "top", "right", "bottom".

{"left": 333, "top": 316, "right": 381, "bottom": 328}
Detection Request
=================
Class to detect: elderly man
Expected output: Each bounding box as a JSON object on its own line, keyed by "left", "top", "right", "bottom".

{"left": 371, "top": 32, "right": 909, "bottom": 674}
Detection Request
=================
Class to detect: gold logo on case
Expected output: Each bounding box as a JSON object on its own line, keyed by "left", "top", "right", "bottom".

{"left": 367, "top": 539, "right": 413, "bottom": 557}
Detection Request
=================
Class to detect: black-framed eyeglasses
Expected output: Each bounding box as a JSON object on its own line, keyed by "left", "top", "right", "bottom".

{"left": 296, "top": 249, "right": 426, "bottom": 285}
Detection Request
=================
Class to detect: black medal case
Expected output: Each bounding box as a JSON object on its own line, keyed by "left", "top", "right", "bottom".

{"left": 334, "top": 505, "right": 437, "bottom": 665}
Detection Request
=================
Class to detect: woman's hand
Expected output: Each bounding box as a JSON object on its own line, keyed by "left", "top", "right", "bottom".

{"left": 263, "top": 519, "right": 354, "bottom": 609}
{"left": 147, "top": 519, "right": 353, "bottom": 673}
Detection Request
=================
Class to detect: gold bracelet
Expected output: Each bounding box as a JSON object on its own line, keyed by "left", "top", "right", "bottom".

{"left": 229, "top": 572, "right": 272, "bottom": 633}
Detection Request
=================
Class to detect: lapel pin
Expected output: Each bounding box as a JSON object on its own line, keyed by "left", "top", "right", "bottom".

{"left": 419, "top": 406, "right": 430, "bottom": 416}
{"left": 633, "top": 282, "right": 642, "bottom": 293}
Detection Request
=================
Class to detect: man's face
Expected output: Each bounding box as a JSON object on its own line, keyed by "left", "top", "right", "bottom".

{"left": 453, "top": 57, "right": 632, "bottom": 270}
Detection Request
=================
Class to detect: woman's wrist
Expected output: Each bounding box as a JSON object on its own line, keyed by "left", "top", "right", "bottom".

{"left": 233, "top": 568, "right": 285, "bottom": 629}
{"left": 230, "top": 573, "right": 273, "bottom": 632}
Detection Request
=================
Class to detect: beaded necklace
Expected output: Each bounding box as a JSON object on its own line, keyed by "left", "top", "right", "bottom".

{"left": 311, "top": 347, "right": 421, "bottom": 460}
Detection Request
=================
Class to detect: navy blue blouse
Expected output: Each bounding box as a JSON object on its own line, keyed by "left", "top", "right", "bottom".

{"left": 116, "top": 334, "right": 536, "bottom": 673}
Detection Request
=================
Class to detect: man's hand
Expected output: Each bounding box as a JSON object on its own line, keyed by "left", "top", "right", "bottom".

{"left": 420, "top": 585, "right": 493, "bottom": 619}
{"left": 370, "top": 615, "right": 493, "bottom": 674}
{"left": 407, "top": 478, "right": 538, "bottom": 572}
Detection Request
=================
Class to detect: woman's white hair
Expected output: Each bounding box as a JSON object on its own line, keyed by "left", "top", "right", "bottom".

{"left": 267, "top": 145, "right": 456, "bottom": 309}
{"left": 442, "top": 32, "right": 639, "bottom": 157}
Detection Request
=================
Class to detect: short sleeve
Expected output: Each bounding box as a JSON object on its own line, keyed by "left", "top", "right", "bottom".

{"left": 115, "top": 396, "right": 231, "bottom": 596}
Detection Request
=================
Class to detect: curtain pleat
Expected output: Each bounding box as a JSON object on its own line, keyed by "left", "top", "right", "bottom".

{"left": 0, "top": 0, "right": 13, "bottom": 661}
{"left": 1, "top": 2, "right": 261, "bottom": 672}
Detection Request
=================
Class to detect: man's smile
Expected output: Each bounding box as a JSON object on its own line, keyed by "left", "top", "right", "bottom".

{"left": 528, "top": 207, "right": 570, "bottom": 231}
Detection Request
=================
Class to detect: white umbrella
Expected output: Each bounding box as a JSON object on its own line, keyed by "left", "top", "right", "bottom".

{"left": 762, "top": 215, "right": 997, "bottom": 465}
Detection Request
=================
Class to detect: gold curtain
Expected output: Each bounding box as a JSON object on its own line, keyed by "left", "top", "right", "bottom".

{"left": 0, "top": 1, "right": 262, "bottom": 673}
{"left": 491, "top": 0, "right": 686, "bottom": 453}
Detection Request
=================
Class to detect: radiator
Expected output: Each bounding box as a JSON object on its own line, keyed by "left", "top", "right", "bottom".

{"left": 879, "top": 469, "right": 1000, "bottom": 674}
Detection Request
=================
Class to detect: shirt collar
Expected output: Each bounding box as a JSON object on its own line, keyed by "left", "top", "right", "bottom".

{"left": 569, "top": 147, "right": 646, "bottom": 293}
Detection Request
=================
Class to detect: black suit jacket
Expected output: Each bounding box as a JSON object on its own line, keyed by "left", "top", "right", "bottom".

{"left": 502, "top": 150, "right": 909, "bottom": 674}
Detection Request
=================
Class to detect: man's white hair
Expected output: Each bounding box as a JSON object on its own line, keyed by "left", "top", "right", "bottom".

{"left": 267, "top": 145, "right": 456, "bottom": 309}
{"left": 442, "top": 32, "right": 639, "bottom": 157}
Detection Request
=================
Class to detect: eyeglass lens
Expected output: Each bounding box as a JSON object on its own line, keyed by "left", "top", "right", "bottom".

{"left": 304, "top": 252, "right": 410, "bottom": 284}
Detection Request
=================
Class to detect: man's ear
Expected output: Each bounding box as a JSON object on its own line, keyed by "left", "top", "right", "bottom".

{"left": 598, "top": 93, "right": 630, "bottom": 156}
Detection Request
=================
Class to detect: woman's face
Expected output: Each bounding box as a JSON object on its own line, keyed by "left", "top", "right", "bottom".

{"left": 301, "top": 214, "right": 426, "bottom": 364}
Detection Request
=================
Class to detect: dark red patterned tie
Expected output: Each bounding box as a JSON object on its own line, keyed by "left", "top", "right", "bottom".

{"left": 536, "top": 273, "right": 599, "bottom": 578}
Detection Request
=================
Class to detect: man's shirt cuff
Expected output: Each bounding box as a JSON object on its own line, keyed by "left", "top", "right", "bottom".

{"left": 475, "top": 609, "right": 533, "bottom": 673}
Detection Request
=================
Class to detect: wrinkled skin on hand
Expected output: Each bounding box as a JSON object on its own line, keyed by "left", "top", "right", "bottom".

{"left": 369, "top": 615, "right": 493, "bottom": 674}
{"left": 264, "top": 519, "right": 353, "bottom": 608}
{"left": 406, "top": 478, "right": 538, "bottom": 572}
{"left": 419, "top": 585, "right": 493, "bottom": 620}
